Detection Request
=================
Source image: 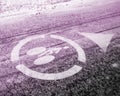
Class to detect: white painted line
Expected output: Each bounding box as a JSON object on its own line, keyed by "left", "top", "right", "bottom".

{"left": 16, "top": 64, "right": 82, "bottom": 80}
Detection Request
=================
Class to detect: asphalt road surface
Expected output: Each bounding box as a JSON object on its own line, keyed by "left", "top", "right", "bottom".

{"left": 0, "top": 0, "right": 120, "bottom": 96}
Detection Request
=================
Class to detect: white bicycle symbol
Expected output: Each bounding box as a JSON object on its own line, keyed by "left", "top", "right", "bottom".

{"left": 11, "top": 33, "right": 114, "bottom": 80}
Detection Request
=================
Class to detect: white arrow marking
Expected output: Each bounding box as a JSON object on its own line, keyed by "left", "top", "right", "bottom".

{"left": 80, "top": 33, "right": 114, "bottom": 52}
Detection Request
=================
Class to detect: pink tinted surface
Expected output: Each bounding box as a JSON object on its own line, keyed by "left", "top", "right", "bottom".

{"left": 0, "top": 0, "right": 120, "bottom": 95}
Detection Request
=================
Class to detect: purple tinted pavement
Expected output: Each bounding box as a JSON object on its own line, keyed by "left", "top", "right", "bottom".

{"left": 0, "top": 0, "right": 120, "bottom": 96}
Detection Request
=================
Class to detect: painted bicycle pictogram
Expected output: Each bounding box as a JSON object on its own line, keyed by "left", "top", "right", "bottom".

{"left": 10, "top": 33, "right": 114, "bottom": 80}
